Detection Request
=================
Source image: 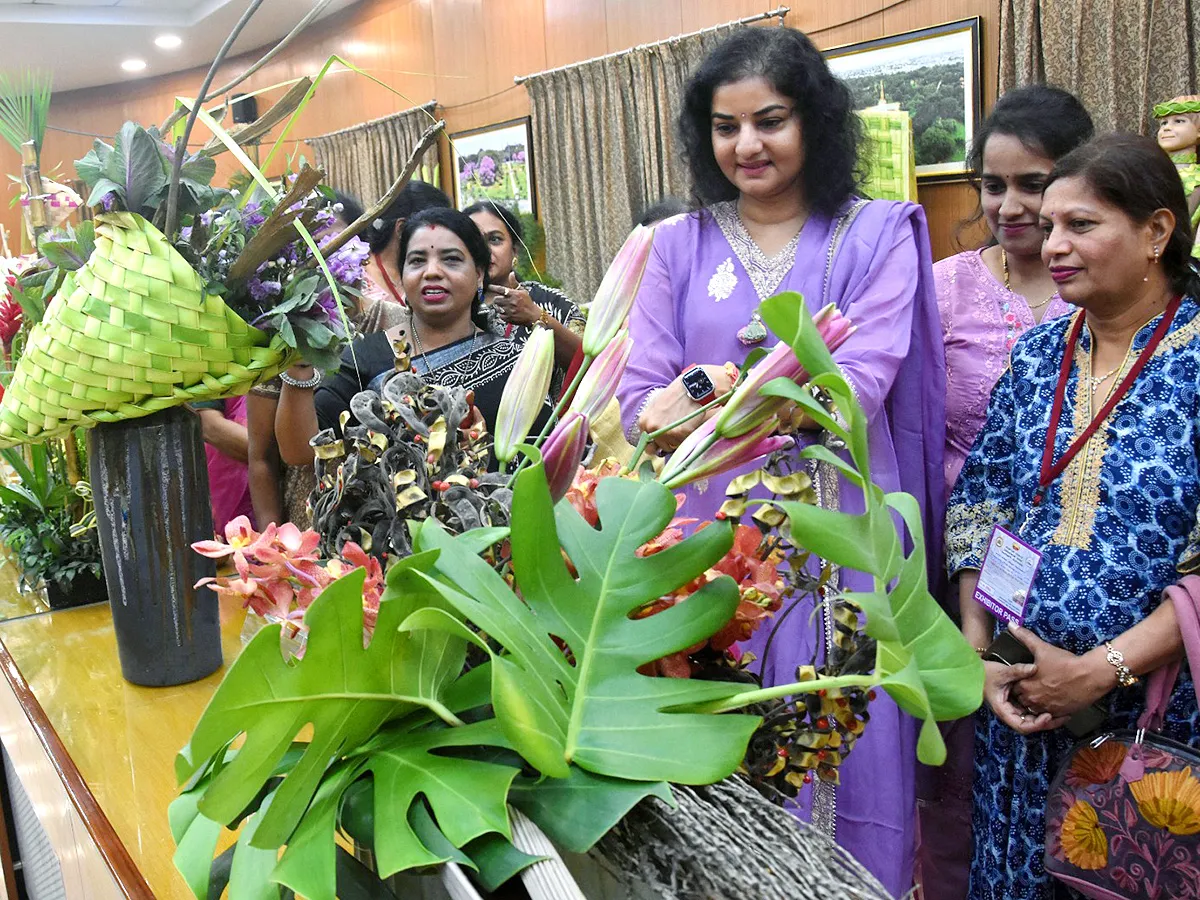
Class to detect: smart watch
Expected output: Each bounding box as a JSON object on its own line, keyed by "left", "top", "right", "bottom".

{"left": 681, "top": 364, "right": 717, "bottom": 404}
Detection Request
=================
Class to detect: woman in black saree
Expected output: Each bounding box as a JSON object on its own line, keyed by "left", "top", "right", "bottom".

{"left": 276, "top": 208, "right": 552, "bottom": 469}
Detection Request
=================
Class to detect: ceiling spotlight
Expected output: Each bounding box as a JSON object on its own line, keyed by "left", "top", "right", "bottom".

{"left": 155, "top": 34, "right": 182, "bottom": 50}
{"left": 121, "top": 59, "right": 148, "bottom": 73}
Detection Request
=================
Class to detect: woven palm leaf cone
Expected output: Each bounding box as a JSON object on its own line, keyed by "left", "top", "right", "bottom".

{"left": 0, "top": 211, "right": 294, "bottom": 447}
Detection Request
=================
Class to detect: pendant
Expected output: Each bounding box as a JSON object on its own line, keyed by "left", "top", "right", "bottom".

{"left": 737, "top": 312, "right": 767, "bottom": 346}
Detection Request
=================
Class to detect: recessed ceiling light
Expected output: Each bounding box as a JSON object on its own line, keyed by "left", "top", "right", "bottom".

{"left": 121, "top": 59, "right": 147, "bottom": 73}
{"left": 155, "top": 34, "right": 182, "bottom": 50}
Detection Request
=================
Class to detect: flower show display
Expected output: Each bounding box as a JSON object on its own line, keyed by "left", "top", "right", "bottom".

{"left": 171, "top": 277, "right": 983, "bottom": 898}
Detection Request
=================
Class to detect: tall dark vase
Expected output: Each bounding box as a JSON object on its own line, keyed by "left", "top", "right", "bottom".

{"left": 88, "top": 407, "right": 223, "bottom": 686}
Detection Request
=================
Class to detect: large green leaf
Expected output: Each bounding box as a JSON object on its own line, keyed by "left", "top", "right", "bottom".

{"left": 414, "top": 469, "right": 761, "bottom": 784}
{"left": 177, "top": 554, "right": 466, "bottom": 849}
{"left": 733, "top": 291, "right": 983, "bottom": 765}
{"left": 508, "top": 765, "right": 673, "bottom": 854}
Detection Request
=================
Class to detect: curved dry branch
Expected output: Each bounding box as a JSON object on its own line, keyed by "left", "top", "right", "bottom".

{"left": 310, "top": 119, "right": 445, "bottom": 262}
{"left": 163, "top": 0, "right": 266, "bottom": 237}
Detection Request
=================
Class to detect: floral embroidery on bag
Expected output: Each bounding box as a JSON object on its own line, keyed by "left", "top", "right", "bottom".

{"left": 1047, "top": 737, "right": 1200, "bottom": 898}
{"left": 708, "top": 258, "right": 737, "bottom": 302}
{"left": 1129, "top": 767, "right": 1200, "bottom": 835}
{"left": 1060, "top": 799, "right": 1109, "bottom": 870}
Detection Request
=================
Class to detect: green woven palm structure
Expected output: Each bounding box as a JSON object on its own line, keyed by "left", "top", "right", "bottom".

{"left": 1153, "top": 98, "right": 1200, "bottom": 118}
{"left": 858, "top": 108, "right": 917, "bottom": 202}
{"left": 0, "top": 211, "right": 294, "bottom": 446}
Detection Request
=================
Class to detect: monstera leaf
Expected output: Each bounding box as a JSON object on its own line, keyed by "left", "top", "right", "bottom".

{"left": 412, "top": 463, "right": 762, "bottom": 784}
{"left": 728, "top": 291, "right": 984, "bottom": 765}
{"left": 176, "top": 555, "right": 469, "bottom": 849}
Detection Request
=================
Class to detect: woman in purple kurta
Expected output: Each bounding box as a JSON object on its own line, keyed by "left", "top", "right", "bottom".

{"left": 616, "top": 27, "right": 945, "bottom": 897}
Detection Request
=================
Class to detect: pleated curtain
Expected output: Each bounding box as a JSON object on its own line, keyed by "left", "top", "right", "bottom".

{"left": 306, "top": 101, "right": 440, "bottom": 208}
{"left": 1000, "top": 0, "right": 1200, "bottom": 134}
{"left": 525, "top": 23, "right": 748, "bottom": 300}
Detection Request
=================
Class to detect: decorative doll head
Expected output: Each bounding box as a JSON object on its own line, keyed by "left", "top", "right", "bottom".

{"left": 1153, "top": 95, "right": 1200, "bottom": 155}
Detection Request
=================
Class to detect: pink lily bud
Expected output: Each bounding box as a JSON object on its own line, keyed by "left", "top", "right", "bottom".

{"left": 582, "top": 226, "right": 654, "bottom": 356}
{"left": 541, "top": 411, "right": 589, "bottom": 503}
{"left": 568, "top": 329, "right": 632, "bottom": 421}
{"left": 660, "top": 417, "right": 794, "bottom": 490}
{"left": 494, "top": 325, "right": 555, "bottom": 463}
{"left": 713, "top": 304, "right": 855, "bottom": 438}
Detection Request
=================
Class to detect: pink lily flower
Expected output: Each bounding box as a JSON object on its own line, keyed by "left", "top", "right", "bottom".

{"left": 541, "top": 411, "right": 590, "bottom": 504}
{"left": 712, "top": 304, "right": 855, "bottom": 438}
{"left": 660, "top": 417, "right": 794, "bottom": 490}
{"left": 494, "top": 325, "right": 556, "bottom": 463}
{"left": 582, "top": 225, "right": 654, "bottom": 356}
{"left": 568, "top": 330, "right": 631, "bottom": 421}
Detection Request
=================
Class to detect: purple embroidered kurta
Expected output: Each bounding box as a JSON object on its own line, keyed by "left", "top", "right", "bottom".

{"left": 617, "top": 199, "right": 946, "bottom": 896}
{"left": 937, "top": 249, "right": 1073, "bottom": 491}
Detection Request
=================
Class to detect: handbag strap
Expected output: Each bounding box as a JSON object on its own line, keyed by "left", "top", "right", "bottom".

{"left": 1138, "top": 574, "right": 1200, "bottom": 731}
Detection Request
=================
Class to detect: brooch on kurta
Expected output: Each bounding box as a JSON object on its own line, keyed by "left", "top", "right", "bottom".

{"left": 737, "top": 311, "right": 768, "bottom": 345}
{"left": 708, "top": 258, "right": 737, "bottom": 302}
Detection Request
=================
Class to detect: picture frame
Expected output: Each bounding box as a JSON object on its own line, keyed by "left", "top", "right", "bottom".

{"left": 449, "top": 118, "right": 536, "bottom": 215}
{"left": 826, "top": 17, "right": 983, "bottom": 182}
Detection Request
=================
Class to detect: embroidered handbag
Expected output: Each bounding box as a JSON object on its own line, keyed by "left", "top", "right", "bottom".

{"left": 1044, "top": 578, "right": 1200, "bottom": 900}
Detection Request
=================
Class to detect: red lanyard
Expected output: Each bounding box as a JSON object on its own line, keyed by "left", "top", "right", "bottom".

{"left": 1034, "top": 295, "right": 1182, "bottom": 507}
{"left": 374, "top": 253, "right": 406, "bottom": 306}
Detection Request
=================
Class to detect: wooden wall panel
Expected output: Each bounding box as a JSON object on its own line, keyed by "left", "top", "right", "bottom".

{"left": 0, "top": 0, "right": 998, "bottom": 258}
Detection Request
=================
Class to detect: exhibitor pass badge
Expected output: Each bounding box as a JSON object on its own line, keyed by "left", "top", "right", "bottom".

{"left": 973, "top": 524, "right": 1040, "bottom": 625}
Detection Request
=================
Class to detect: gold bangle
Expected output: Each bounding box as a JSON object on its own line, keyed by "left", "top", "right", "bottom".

{"left": 974, "top": 646, "right": 989, "bottom": 656}
{"left": 537, "top": 307, "right": 554, "bottom": 328}
{"left": 1104, "top": 641, "right": 1138, "bottom": 688}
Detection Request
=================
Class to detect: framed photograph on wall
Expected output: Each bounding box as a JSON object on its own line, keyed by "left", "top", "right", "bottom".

{"left": 450, "top": 118, "right": 536, "bottom": 215}
{"left": 826, "top": 17, "right": 982, "bottom": 181}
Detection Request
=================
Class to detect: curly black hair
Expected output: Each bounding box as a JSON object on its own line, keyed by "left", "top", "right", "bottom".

{"left": 678, "top": 27, "right": 861, "bottom": 216}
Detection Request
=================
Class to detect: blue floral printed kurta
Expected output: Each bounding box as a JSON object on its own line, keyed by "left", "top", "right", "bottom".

{"left": 945, "top": 296, "right": 1200, "bottom": 900}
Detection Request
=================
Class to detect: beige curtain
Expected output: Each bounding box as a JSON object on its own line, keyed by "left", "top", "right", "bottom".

{"left": 306, "top": 101, "right": 440, "bottom": 207}
{"left": 525, "top": 23, "right": 742, "bottom": 300}
{"left": 1000, "top": 0, "right": 1200, "bottom": 134}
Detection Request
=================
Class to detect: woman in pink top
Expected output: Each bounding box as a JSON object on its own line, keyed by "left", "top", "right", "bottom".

{"left": 917, "top": 84, "right": 1094, "bottom": 900}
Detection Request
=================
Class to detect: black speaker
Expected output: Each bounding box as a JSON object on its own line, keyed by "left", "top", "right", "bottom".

{"left": 231, "top": 93, "right": 258, "bottom": 124}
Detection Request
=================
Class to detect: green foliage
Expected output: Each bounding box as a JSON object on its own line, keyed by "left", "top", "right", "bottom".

{"left": 414, "top": 468, "right": 760, "bottom": 783}
{"left": 37, "top": 222, "right": 95, "bottom": 272}
{"left": 174, "top": 461, "right": 748, "bottom": 898}
{"left": 724, "top": 291, "right": 985, "bottom": 764}
{"left": 74, "top": 122, "right": 227, "bottom": 226}
{"left": 173, "top": 288, "right": 979, "bottom": 895}
{"left": 0, "top": 442, "right": 100, "bottom": 590}
{"left": 0, "top": 69, "right": 52, "bottom": 157}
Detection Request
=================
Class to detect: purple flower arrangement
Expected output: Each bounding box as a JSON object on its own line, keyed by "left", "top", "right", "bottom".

{"left": 179, "top": 193, "right": 368, "bottom": 370}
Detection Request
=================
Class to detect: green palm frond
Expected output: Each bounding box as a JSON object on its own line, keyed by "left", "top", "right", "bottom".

{"left": 0, "top": 69, "right": 53, "bottom": 157}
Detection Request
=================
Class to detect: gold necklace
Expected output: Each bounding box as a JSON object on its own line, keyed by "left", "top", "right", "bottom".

{"left": 1001, "top": 248, "right": 1056, "bottom": 311}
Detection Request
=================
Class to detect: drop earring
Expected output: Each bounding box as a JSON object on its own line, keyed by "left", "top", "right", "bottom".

{"left": 1145, "top": 246, "right": 1160, "bottom": 282}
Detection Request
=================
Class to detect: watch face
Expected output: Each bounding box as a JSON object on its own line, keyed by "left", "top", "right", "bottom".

{"left": 682, "top": 366, "right": 715, "bottom": 402}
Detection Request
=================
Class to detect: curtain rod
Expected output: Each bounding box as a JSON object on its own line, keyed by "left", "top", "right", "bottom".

{"left": 306, "top": 99, "right": 438, "bottom": 142}
{"left": 514, "top": 6, "right": 790, "bottom": 84}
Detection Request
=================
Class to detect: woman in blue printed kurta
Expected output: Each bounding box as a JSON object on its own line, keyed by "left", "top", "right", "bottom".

{"left": 946, "top": 135, "right": 1200, "bottom": 900}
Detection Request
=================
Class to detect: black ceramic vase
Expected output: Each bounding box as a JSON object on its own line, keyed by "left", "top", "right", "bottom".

{"left": 87, "top": 407, "right": 222, "bottom": 686}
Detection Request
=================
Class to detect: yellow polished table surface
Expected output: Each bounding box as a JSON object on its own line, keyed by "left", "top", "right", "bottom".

{"left": 0, "top": 598, "right": 246, "bottom": 899}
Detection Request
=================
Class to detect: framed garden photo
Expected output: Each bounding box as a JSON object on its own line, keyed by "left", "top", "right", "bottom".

{"left": 450, "top": 118, "right": 536, "bottom": 215}
{"left": 826, "top": 17, "right": 982, "bottom": 181}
